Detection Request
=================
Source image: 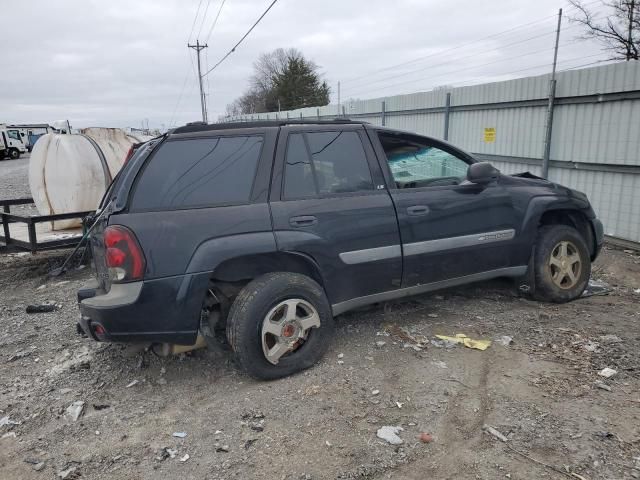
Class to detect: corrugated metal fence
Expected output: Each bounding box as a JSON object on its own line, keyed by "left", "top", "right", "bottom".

{"left": 226, "top": 61, "right": 640, "bottom": 245}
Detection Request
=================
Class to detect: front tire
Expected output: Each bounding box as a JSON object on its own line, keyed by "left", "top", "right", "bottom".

{"left": 533, "top": 225, "right": 591, "bottom": 303}
{"left": 9, "top": 148, "right": 20, "bottom": 159}
{"left": 226, "top": 272, "right": 334, "bottom": 380}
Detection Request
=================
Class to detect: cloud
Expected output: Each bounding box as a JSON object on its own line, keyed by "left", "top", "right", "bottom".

{"left": 1, "top": 0, "right": 610, "bottom": 129}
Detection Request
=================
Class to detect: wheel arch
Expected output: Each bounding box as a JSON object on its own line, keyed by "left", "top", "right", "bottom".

{"left": 538, "top": 208, "right": 596, "bottom": 259}
{"left": 522, "top": 196, "right": 597, "bottom": 259}
{"left": 184, "top": 232, "right": 329, "bottom": 330}
{"left": 210, "top": 251, "right": 326, "bottom": 291}
{"left": 200, "top": 251, "right": 328, "bottom": 336}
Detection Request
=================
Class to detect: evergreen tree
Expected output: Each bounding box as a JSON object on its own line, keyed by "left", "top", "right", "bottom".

{"left": 272, "top": 57, "right": 331, "bottom": 110}
{"left": 226, "top": 49, "right": 331, "bottom": 115}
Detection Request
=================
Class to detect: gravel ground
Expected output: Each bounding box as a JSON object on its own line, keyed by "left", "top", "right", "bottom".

{"left": 0, "top": 154, "right": 38, "bottom": 216}
{"left": 0, "top": 247, "right": 639, "bottom": 479}
{"left": 0, "top": 154, "right": 30, "bottom": 200}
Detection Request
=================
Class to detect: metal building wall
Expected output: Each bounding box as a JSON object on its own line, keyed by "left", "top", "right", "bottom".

{"left": 228, "top": 61, "right": 640, "bottom": 244}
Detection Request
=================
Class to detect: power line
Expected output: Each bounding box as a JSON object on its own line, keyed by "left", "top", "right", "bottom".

{"left": 202, "top": 0, "right": 279, "bottom": 77}
{"left": 342, "top": 6, "right": 609, "bottom": 99}
{"left": 558, "top": 58, "right": 614, "bottom": 71}
{"left": 342, "top": 28, "right": 566, "bottom": 94}
{"left": 340, "top": 0, "right": 604, "bottom": 86}
{"left": 205, "top": 48, "right": 212, "bottom": 120}
{"left": 196, "top": 0, "right": 213, "bottom": 40}
{"left": 342, "top": 29, "right": 595, "bottom": 98}
{"left": 169, "top": 69, "right": 200, "bottom": 127}
{"left": 439, "top": 53, "right": 606, "bottom": 89}
{"left": 170, "top": 0, "right": 208, "bottom": 128}
{"left": 187, "top": 0, "right": 205, "bottom": 43}
{"left": 342, "top": 16, "right": 604, "bottom": 95}
{"left": 345, "top": 45, "right": 601, "bottom": 99}
{"left": 341, "top": 17, "right": 558, "bottom": 85}
{"left": 204, "top": 0, "right": 227, "bottom": 44}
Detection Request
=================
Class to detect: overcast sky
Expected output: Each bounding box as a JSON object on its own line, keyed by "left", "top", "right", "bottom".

{"left": 2, "top": 0, "right": 612, "bottom": 129}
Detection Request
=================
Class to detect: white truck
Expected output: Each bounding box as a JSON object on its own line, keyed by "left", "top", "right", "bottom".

{"left": 0, "top": 125, "right": 27, "bottom": 159}
{"left": 7, "top": 124, "right": 55, "bottom": 151}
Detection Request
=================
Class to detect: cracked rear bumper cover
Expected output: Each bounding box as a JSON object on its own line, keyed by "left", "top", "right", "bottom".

{"left": 77, "top": 273, "right": 209, "bottom": 345}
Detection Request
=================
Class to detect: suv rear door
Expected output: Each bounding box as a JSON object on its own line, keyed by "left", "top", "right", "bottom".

{"left": 269, "top": 124, "right": 402, "bottom": 307}
{"left": 102, "top": 127, "right": 277, "bottom": 282}
{"left": 370, "top": 128, "right": 520, "bottom": 287}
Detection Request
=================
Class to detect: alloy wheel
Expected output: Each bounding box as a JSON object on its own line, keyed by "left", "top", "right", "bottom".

{"left": 548, "top": 240, "right": 582, "bottom": 289}
{"left": 261, "top": 299, "right": 320, "bottom": 365}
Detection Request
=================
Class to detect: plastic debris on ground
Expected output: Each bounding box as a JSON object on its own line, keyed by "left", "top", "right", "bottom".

{"left": 26, "top": 304, "right": 58, "bottom": 314}
{"left": 496, "top": 335, "right": 513, "bottom": 346}
{"left": 376, "top": 426, "right": 404, "bottom": 445}
{"left": 581, "top": 278, "right": 612, "bottom": 297}
{"left": 598, "top": 367, "right": 617, "bottom": 378}
{"left": 594, "top": 381, "right": 611, "bottom": 391}
{"left": 64, "top": 401, "right": 85, "bottom": 422}
{"left": 432, "top": 360, "right": 448, "bottom": 369}
{"left": 483, "top": 424, "right": 508, "bottom": 442}
{"left": 435, "top": 333, "right": 492, "bottom": 351}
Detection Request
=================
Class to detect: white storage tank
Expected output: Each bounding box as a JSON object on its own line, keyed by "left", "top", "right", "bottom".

{"left": 28, "top": 128, "right": 152, "bottom": 230}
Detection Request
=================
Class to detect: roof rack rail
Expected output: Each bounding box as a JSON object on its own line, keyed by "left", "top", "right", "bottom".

{"left": 171, "top": 118, "right": 368, "bottom": 134}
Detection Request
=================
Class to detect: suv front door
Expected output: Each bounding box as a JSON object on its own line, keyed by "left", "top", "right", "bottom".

{"left": 370, "top": 129, "right": 520, "bottom": 287}
{"left": 270, "top": 125, "right": 402, "bottom": 306}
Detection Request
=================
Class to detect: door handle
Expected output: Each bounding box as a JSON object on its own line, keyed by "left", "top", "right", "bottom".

{"left": 289, "top": 215, "right": 318, "bottom": 227}
{"left": 407, "top": 205, "right": 430, "bottom": 216}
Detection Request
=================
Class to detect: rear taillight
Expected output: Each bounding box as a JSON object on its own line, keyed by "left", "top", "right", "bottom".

{"left": 123, "top": 144, "right": 137, "bottom": 164}
{"left": 104, "top": 225, "right": 146, "bottom": 282}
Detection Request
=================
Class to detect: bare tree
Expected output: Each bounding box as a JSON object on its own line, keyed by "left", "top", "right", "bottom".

{"left": 569, "top": 1, "right": 639, "bottom": 60}
{"left": 251, "top": 48, "right": 303, "bottom": 93}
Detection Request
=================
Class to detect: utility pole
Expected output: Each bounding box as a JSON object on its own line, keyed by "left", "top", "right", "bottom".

{"left": 628, "top": 0, "right": 635, "bottom": 60}
{"left": 188, "top": 40, "right": 208, "bottom": 123}
{"left": 337, "top": 81, "right": 341, "bottom": 117}
{"left": 542, "top": 8, "right": 562, "bottom": 179}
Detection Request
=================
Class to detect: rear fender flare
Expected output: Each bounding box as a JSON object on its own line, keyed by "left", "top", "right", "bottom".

{"left": 211, "top": 250, "right": 326, "bottom": 292}
{"left": 183, "top": 232, "right": 328, "bottom": 318}
{"left": 185, "top": 232, "right": 278, "bottom": 275}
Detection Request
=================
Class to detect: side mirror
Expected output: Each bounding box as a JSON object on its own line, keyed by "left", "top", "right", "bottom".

{"left": 467, "top": 162, "right": 500, "bottom": 185}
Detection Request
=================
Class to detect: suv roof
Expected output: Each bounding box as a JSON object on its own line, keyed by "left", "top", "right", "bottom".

{"left": 171, "top": 119, "right": 368, "bottom": 134}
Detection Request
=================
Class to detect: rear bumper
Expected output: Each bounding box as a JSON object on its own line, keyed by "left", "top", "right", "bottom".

{"left": 77, "top": 273, "right": 210, "bottom": 344}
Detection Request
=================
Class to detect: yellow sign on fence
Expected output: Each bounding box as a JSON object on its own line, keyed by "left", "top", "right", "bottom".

{"left": 484, "top": 127, "right": 496, "bottom": 143}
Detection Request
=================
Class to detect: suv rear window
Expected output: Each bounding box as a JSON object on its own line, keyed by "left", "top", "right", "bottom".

{"left": 131, "top": 136, "right": 263, "bottom": 211}
{"left": 283, "top": 131, "right": 373, "bottom": 199}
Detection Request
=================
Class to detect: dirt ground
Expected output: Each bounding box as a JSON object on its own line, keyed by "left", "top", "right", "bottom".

{"left": 0, "top": 247, "right": 639, "bottom": 480}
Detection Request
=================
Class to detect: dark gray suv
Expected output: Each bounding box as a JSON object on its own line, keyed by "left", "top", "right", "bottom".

{"left": 77, "top": 120, "right": 603, "bottom": 379}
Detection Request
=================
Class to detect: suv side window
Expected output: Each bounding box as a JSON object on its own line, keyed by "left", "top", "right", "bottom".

{"left": 283, "top": 133, "right": 316, "bottom": 199}
{"left": 283, "top": 131, "right": 373, "bottom": 199}
{"left": 131, "top": 135, "right": 263, "bottom": 211}
{"left": 377, "top": 132, "right": 469, "bottom": 188}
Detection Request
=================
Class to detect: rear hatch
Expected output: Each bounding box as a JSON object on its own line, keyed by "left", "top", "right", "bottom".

{"left": 87, "top": 137, "right": 163, "bottom": 292}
